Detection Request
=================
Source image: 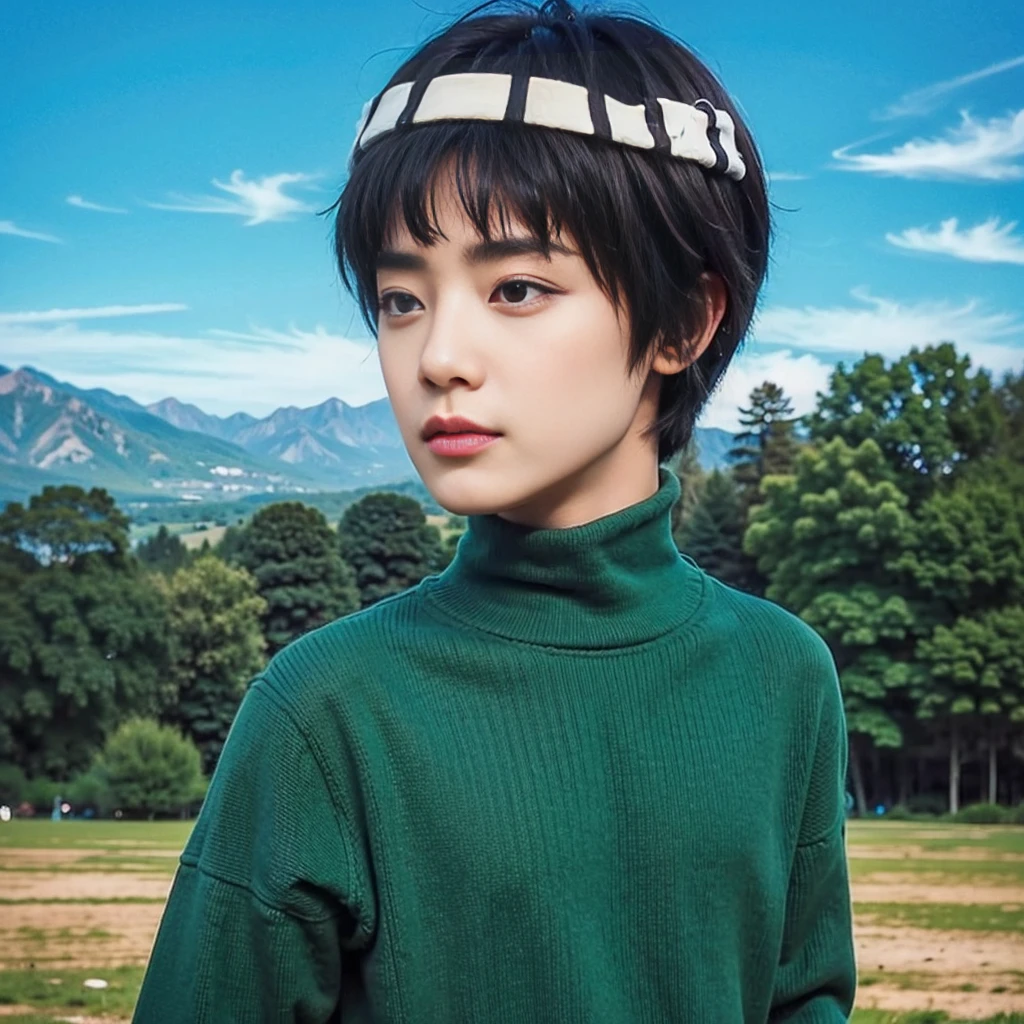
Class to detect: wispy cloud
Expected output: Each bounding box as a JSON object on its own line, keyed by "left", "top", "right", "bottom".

{"left": 66, "top": 195, "right": 128, "bottom": 214}
{"left": 887, "top": 217, "right": 1024, "bottom": 265}
{"left": 752, "top": 288, "right": 1024, "bottom": 376}
{"left": 0, "top": 219, "right": 63, "bottom": 243}
{"left": 702, "top": 348, "right": 832, "bottom": 432}
{"left": 0, "top": 319, "right": 383, "bottom": 416}
{"left": 767, "top": 171, "right": 809, "bottom": 182}
{"left": 879, "top": 54, "right": 1024, "bottom": 120}
{"left": 0, "top": 303, "right": 188, "bottom": 325}
{"left": 142, "top": 169, "right": 322, "bottom": 226}
{"left": 833, "top": 109, "right": 1024, "bottom": 181}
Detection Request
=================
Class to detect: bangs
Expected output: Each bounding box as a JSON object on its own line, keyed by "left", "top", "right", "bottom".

{"left": 328, "top": 117, "right": 709, "bottom": 380}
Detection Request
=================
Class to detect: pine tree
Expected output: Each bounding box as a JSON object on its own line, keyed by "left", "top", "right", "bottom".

{"left": 727, "top": 381, "right": 800, "bottom": 513}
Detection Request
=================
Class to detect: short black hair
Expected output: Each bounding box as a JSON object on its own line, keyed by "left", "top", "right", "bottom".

{"left": 325, "top": 0, "right": 771, "bottom": 464}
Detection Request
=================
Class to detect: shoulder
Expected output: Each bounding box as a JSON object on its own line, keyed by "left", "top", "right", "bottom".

{"left": 256, "top": 582, "right": 429, "bottom": 722}
{"left": 700, "top": 572, "right": 840, "bottom": 712}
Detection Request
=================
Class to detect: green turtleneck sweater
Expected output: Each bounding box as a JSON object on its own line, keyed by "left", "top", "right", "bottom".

{"left": 134, "top": 466, "right": 857, "bottom": 1023}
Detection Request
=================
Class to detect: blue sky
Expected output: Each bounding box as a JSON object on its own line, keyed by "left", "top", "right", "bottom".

{"left": 2, "top": 0, "right": 1022, "bottom": 431}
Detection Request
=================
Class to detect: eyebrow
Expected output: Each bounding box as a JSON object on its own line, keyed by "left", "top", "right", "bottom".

{"left": 376, "top": 236, "right": 577, "bottom": 272}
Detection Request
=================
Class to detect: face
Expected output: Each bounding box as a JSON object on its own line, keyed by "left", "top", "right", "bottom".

{"left": 374, "top": 163, "right": 699, "bottom": 528}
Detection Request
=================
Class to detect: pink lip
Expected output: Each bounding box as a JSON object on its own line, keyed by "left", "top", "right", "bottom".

{"left": 425, "top": 432, "right": 502, "bottom": 456}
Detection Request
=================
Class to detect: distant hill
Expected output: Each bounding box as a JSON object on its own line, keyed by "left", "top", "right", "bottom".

{"left": 0, "top": 365, "right": 736, "bottom": 506}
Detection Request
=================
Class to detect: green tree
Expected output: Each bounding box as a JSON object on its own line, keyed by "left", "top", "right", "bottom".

{"left": 727, "top": 381, "right": 800, "bottom": 513}
{"left": 137, "top": 525, "right": 191, "bottom": 574}
{"left": 744, "top": 437, "right": 921, "bottom": 816}
{"left": 0, "top": 486, "right": 169, "bottom": 778}
{"left": 156, "top": 556, "right": 267, "bottom": 774}
{"left": 235, "top": 502, "right": 359, "bottom": 653}
{"left": 916, "top": 607, "right": 1024, "bottom": 811}
{"left": 94, "top": 717, "right": 206, "bottom": 819}
{"left": 338, "top": 491, "right": 446, "bottom": 609}
{"left": 896, "top": 465, "right": 1024, "bottom": 811}
{"left": 677, "top": 470, "right": 759, "bottom": 593}
{"left": 804, "top": 343, "right": 1003, "bottom": 507}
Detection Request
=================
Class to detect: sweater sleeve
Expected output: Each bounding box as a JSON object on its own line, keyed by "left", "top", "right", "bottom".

{"left": 133, "top": 678, "right": 374, "bottom": 1023}
{"left": 768, "top": 641, "right": 858, "bottom": 1022}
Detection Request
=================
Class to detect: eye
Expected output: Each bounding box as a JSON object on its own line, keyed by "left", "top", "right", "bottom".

{"left": 377, "top": 278, "right": 556, "bottom": 320}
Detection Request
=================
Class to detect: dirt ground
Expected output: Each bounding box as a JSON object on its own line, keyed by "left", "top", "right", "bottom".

{"left": 3, "top": 829, "right": 1024, "bottom": 1018}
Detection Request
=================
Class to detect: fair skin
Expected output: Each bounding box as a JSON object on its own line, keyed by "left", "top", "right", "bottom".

{"left": 374, "top": 162, "right": 727, "bottom": 529}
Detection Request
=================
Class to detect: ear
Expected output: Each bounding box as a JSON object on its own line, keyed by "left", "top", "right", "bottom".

{"left": 650, "top": 272, "right": 728, "bottom": 376}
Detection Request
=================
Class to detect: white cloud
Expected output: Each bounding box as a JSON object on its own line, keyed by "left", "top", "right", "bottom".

{"left": 887, "top": 217, "right": 1024, "bottom": 265}
{"left": 701, "top": 348, "right": 833, "bottom": 433}
{"left": 751, "top": 288, "right": 1024, "bottom": 376}
{"left": 0, "top": 319, "right": 384, "bottom": 416}
{"left": 833, "top": 109, "right": 1024, "bottom": 181}
{"left": 66, "top": 195, "right": 128, "bottom": 214}
{"left": 879, "top": 54, "right": 1024, "bottom": 120}
{"left": 0, "top": 219, "right": 63, "bottom": 243}
{"left": 142, "top": 169, "right": 322, "bottom": 226}
{"left": 0, "top": 303, "right": 188, "bottom": 325}
{"left": 767, "top": 171, "right": 809, "bottom": 182}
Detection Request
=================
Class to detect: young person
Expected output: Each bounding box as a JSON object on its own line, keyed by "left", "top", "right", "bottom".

{"left": 134, "top": 1, "right": 857, "bottom": 1020}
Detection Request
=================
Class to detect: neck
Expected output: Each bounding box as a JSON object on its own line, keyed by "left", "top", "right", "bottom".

{"left": 421, "top": 466, "right": 707, "bottom": 649}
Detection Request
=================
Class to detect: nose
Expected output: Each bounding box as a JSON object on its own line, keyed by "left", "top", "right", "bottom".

{"left": 417, "top": 291, "right": 485, "bottom": 390}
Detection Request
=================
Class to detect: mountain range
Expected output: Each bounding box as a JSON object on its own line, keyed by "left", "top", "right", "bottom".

{"left": 0, "top": 364, "right": 736, "bottom": 506}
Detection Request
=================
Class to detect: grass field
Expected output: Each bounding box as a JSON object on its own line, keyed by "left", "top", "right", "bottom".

{"left": 1, "top": 819, "right": 1022, "bottom": 1022}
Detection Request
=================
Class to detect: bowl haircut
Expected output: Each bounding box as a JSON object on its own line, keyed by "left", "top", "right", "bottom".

{"left": 326, "top": 0, "right": 771, "bottom": 465}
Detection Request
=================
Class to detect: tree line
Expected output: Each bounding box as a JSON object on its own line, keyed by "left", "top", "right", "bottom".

{"left": 670, "top": 342, "right": 1023, "bottom": 819}
{"left": 0, "top": 341, "right": 1021, "bottom": 820}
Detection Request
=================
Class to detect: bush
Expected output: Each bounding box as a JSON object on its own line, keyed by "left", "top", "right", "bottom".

{"left": 0, "top": 763, "right": 28, "bottom": 806}
{"left": 883, "top": 804, "right": 920, "bottom": 821}
{"left": 952, "top": 802, "right": 1010, "bottom": 824}
{"left": 67, "top": 768, "right": 112, "bottom": 816}
{"left": 95, "top": 717, "right": 207, "bottom": 819}
{"left": 23, "top": 776, "right": 62, "bottom": 814}
{"left": 1006, "top": 803, "right": 1024, "bottom": 826}
{"left": 905, "top": 793, "right": 948, "bottom": 816}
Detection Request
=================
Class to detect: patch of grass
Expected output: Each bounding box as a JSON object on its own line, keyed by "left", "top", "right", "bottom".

{"left": 0, "top": 964, "right": 144, "bottom": 1017}
{"left": 857, "top": 970, "right": 1024, "bottom": 994}
{"left": 0, "top": 820, "right": 192, "bottom": 851}
{"left": 847, "top": 821, "right": 1024, "bottom": 857}
{"left": 855, "top": 901, "right": 1024, "bottom": 932}
{"left": 849, "top": 858, "right": 1024, "bottom": 883}
{"left": 0, "top": 897, "right": 166, "bottom": 905}
{"left": 14, "top": 926, "right": 115, "bottom": 942}
{"left": 851, "top": 1012, "right": 1024, "bottom": 1024}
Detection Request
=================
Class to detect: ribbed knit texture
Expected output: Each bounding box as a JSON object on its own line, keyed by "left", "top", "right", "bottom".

{"left": 134, "top": 466, "right": 857, "bottom": 1023}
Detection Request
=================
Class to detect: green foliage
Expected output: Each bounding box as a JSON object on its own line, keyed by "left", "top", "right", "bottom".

{"left": 338, "top": 491, "right": 446, "bottom": 608}
{"left": 234, "top": 502, "right": 360, "bottom": 652}
{"left": 727, "top": 380, "right": 800, "bottom": 509}
{"left": 94, "top": 717, "right": 206, "bottom": 819}
{"left": 676, "top": 469, "right": 760, "bottom": 593}
{"left": 155, "top": 556, "right": 267, "bottom": 774}
{"left": 0, "top": 762, "right": 28, "bottom": 805}
{"left": 804, "top": 343, "right": 1003, "bottom": 507}
{"left": 745, "top": 436, "right": 921, "bottom": 749}
{"left": 0, "top": 485, "right": 170, "bottom": 778}
{"left": 951, "top": 802, "right": 1015, "bottom": 825}
{"left": 914, "top": 606, "right": 1024, "bottom": 724}
{"left": 136, "top": 525, "right": 191, "bottom": 574}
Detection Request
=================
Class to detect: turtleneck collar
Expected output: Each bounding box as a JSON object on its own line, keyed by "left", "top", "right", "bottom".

{"left": 421, "top": 466, "right": 708, "bottom": 649}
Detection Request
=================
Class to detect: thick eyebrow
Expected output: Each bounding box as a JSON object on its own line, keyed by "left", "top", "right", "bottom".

{"left": 376, "top": 236, "right": 577, "bottom": 272}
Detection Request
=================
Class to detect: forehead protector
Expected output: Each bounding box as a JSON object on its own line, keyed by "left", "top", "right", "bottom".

{"left": 350, "top": 69, "right": 746, "bottom": 182}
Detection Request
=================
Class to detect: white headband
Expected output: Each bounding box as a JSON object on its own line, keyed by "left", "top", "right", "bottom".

{"left": 351, "top": 71, "right": 746, "bottom": 181}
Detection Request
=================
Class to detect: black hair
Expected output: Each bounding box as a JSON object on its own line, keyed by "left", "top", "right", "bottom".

{"left": 324, "top": 0, "right": 771, "bottom": 464}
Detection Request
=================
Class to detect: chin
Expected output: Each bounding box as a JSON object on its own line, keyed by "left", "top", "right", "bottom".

{"left": 418, "top": 465, "right": 518, "bottom": 518}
